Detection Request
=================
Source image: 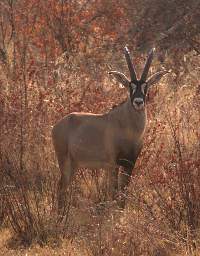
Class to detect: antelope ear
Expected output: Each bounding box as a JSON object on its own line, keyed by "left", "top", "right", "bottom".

{"left": 109, "top": 71, "right": 130, "bottom": 88}
{"left": 146, "top": 70, "right": 169, "bottom": 88}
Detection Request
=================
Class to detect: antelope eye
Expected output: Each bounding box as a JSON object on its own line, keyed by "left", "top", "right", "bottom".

{"left": 130, "top": 83, "right": 137, "bottom": 91}
{"left": 141, "top": 83, "right": 147, "bottom": 94}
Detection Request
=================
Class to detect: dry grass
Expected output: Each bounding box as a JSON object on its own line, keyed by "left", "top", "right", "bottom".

{"left": 0, "top": 228, "right": 89, "bottom": 256}
{"left": 0, "top": 51, "right": 199, "bottom": 255}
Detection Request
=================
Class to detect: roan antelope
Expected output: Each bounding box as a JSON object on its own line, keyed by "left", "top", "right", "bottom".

{"left": 52, "top": 47, "right": 168, "bottom": 209}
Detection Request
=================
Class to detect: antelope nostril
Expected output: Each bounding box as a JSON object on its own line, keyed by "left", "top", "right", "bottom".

{"left": 134, "top": 99, "right": 144, "bottom": 105}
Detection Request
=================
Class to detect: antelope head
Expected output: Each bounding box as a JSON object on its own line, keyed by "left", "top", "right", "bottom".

{"left": 109, "top": 47, "right": 168, "bottom": 111}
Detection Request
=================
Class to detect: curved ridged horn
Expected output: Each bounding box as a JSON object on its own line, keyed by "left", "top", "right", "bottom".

{"left": 124, "top": 46, "right": 137, "bottom": 82}
{"left": 140, "top": 48, "right": 155, "bottom": 82}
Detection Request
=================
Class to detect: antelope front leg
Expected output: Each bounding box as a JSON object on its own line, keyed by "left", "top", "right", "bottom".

{"left": 107, "top": 167, "right": 119, "bottom": 201}
{"left": 118, "top": 167, "right": 133, "bottom": 208}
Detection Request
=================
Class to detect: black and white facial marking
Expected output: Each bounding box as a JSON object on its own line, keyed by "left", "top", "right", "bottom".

{"left": 109, "top": 47, "right": 168, "bottom": 112}
{"left": 129, "top": 81, "right": 147, "bottom": 111}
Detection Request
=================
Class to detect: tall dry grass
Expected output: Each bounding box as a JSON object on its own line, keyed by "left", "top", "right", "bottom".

{"left": 0, "top": 52, "right": 199, "bottom": 255}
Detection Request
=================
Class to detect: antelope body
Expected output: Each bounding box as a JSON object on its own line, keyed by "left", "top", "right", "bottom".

{"left": 52, "top": 47, "right": 167, "bottom": 209}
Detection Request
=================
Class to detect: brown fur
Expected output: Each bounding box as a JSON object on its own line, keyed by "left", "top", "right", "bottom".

{"left": 52, "top": 47, "right": 168, "bottom": 210}
{"left": 52, "top": 98, "right": 146, "bottom": 209}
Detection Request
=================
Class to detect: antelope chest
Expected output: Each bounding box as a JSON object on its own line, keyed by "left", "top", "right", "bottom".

{"left": 115, "top": 131, "right": 143, "bottom": 169}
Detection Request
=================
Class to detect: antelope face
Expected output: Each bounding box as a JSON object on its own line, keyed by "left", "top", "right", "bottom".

{"left": 109, "top": 46, "right": 168, "bottom": 111}
{"left": 130, "top": 81, "right": 147, "bottom": 111}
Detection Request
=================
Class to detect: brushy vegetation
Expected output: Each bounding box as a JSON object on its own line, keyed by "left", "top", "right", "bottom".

{"left": 0, "top": 1, "right": 200, "bottom": 255}
{"left": 0, "top": 57, "right": 199, "bottom": 255}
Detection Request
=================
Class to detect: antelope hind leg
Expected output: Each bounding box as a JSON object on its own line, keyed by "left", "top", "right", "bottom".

{"left": 57, "top": 157, "right": 74, "bottom": 213}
